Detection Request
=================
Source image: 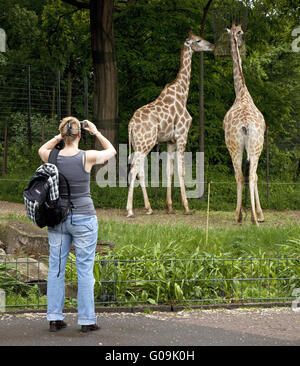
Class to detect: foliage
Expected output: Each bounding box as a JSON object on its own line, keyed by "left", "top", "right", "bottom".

{"left": 40, "top": 0, "right": 91, "bottom": 73}
{"left": 91, "top": 230, "right": 300, "bottom": 305}
{"left": 0, "top": 0, "right": 299, "bottom": 194}
{"left": 8, "top": 112, "right": 58, "bottom": 146}
{"left": 1, "top": 216, "right": 299, "bottom": 308}
{"left": 53, "top": 220, "right": 300, "bottom": 306}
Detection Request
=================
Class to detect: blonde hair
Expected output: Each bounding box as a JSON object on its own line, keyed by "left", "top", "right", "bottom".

{"left": 59, "top": 116, "right": 81, "bottom": 145}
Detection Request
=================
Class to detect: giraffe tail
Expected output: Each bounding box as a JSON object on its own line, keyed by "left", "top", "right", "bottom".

{"left": 244, "top": 158, "right": 250, "bottom": 208}
{"left": 242, "top": 125, "right": 250, "bottom": 208}
{"left": 244, "top": 159, "right": 250, "bottom": 185}
{"left": 128, "top": 123, "right": 132, "bottom": 161}
{"left": 242, "top": 126, "right": 250, "bottom": 186}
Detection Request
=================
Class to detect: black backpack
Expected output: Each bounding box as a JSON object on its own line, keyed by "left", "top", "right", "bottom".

{"left": 23, "top": 148, "right": 72, "bottom": 228}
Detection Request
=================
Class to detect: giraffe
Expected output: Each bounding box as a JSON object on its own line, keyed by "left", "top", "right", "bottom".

{"left": 223, "top": 23, "right": 266, "bottom": 226}
{"left": 126, "top": 31, "right": 215, "bottom": 218}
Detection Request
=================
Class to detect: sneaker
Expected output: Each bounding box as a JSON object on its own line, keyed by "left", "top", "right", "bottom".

{"left": 80, "top": 324, "right": 100, "bottom": 333}
{"left": 49, "top": 320, "right": 67, "bottom": 332}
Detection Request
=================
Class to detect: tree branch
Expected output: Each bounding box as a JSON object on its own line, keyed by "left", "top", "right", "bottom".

{"left": 48, "top": 9, "right": 80, "bottom": 40}
{"left": 61, "top": 0, "right": 90, "bottom": 9}
{"left": 200, "top": 0, "right": 213, "bottom": 36}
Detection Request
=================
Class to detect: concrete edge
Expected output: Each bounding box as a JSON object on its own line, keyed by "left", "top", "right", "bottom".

{"left": 2, "top": 301, "right": 292, "bottom": 315}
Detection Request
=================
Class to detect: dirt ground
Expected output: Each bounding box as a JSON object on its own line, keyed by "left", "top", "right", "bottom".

{"left": 1, "top": 200, "right": 300, "bottom": 229}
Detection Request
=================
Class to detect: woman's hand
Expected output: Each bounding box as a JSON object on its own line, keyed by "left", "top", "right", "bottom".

{"left": 82, "top": 120, "right": 98, "bottom": 135}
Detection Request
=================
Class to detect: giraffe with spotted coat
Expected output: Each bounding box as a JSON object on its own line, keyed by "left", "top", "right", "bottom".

{"left": 223, "top": 23, "right": 266, "bottom": 226}
{"left": 126, "top": 31, "right": 215, "bottom": 218}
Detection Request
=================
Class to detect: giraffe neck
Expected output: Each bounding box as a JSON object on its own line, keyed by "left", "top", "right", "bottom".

{"left": 173, "top": 45, "right": 193, "bottom": 105}
{"left": 230, "top": 35, "right": 245, "bottom": 96}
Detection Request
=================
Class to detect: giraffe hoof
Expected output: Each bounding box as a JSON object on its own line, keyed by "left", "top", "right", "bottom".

{"left": 184, "top": 211, "right": 193, "bottom": 215}
{"left": 126, "top": 213, "right": 135, "bottom": 219}
{"left": 167, "top": 209, "right": 176, "bottom": 214}
{"left": 146, "top": 209, "right": 153, "bottom": 215}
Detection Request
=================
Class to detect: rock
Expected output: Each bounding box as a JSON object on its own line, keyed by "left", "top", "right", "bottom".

{"left": 0, "top": 239, "right": 5, "bottom": 250}
{"left": 0, "top": 220, "right": 49, "bottom": 258}
{"left": 6, "top": 255, "right": 48, "bottom": 294}
{"left": 96, "top": 241, "right": 115, "bottom": 254}
{"left": 0, "top": 220, "right": 115, "bottom": 259}
{"left": 0, "top": 248, "right": 6, "bottom": 258}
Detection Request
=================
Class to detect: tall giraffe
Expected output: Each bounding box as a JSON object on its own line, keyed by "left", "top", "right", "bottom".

{"left": 126, "top": 31, "right": 215, "bottom": 218}
{"left": 223, "top": 23, "right": 266, "bottom": 226}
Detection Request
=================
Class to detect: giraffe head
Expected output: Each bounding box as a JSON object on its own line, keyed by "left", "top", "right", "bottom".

{"left": 184, "top": 30, "right": 215, "bottom": 52}
{"left": 226, "top": 23, "right": 244, "bottom": 47}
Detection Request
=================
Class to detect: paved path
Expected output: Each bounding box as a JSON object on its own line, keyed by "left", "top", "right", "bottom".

{"left": 0, "top": 308, "right": 299, "bottom": 347}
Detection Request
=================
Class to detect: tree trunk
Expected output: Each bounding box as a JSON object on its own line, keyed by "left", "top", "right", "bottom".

{"left": 90, "top": 0, "right": 118, "bottom": 151}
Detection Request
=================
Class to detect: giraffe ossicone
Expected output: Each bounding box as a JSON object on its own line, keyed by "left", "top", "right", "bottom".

{"left": 126, "top": 31, "right": 215, "bottom": 218}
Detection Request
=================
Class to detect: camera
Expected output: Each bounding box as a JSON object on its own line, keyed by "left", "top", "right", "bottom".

{"left": 80, "top": 120, "right": 88, "bottom": 129}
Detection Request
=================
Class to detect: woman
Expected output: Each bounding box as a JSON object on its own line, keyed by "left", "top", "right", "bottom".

{"left": 38, "top": 116, "right": 116, "bottom": 333}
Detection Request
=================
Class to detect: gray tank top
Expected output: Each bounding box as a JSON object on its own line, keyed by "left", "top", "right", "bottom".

{"left": 56, "top": 150, "right": 96, "bottom": 216}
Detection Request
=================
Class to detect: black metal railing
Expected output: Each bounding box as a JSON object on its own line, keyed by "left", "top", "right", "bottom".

{"left": 1, "top": 255, "right": 299, "bottom": 310}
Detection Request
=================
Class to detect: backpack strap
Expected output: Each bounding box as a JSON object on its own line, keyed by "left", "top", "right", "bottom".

{"left": 48, "top": 149, "right": 72, "bottom": 210}
{"left": 48, "top": 148, "right": 59, "bottom": 165}
{"left": 48, "top": 149, "right": 72, "bottom": 279}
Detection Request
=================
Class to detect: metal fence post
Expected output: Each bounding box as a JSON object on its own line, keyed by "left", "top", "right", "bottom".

{"left": 199, "top": 51, "right": 205, "bottom": 201}
{"left": 2, "top": 120, "right": 8, "bottom": 175}
{"left": 56, "top": 70, "right": 61, "bottom": 124}
{"left": 27, "top": 65, "right": 32, "bottom": 151}
{"left": 83, "top": 75, "right": 88, "bottom": 144}
{"left": 84, "top": 75, "right": 89, "bottom": 120}
{"left": 266, "top": 126, "right": 270, "bottom": 201}
{"left": 41, "top": 120, "right": 45, "bottom": 144}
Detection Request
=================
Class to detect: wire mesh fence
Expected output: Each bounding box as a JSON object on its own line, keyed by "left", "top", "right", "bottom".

{"left": 0, "top": 62, "right": 95, "bottom": 175}
{"left": 0, "top": 255, "right": 299, "bottom": 310}
{"left": 212, "top": 2, "right": 248, "bottom": 58}
{"left": 1, "top": 62, "right": 299, "bottom": 178}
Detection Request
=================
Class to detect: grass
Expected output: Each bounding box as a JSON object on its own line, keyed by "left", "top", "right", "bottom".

{"left": 1, "top": 210, "right": 300, "bottom": 308}
{"left": 1, "top": 160, "right": 300, "bottom": 307}
{"left": 90, "top": 233, "right": 300, "bottom": 306}
{"left": 97, "top": 218, "right": 300, "bottom": 258}
{"left": 66, "top": 218, "right": 300, "bottom": 306}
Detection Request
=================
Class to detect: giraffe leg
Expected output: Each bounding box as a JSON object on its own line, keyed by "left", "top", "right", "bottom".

{"left": 236, "top": 178, "right": 243, "bottom": 223}
{"left": 249, "top": 160, "right": 259, "bottom": 226}
{"left": 166, "top": 142, "right": 176, "bottom": 214}
{"left": 231, "top": 149, "right": 244, "bottom": 223}
{"left": 138, "top": 156, "right": 153, "bottom": 215}
{"left": 126, "top": 151, "right": 143, "bottom": 218}
{"left": 176, "top": 140, "right": 191, "bottom": 215}
{"left": 254, "top": 173, "right": 264, "bottom": 222}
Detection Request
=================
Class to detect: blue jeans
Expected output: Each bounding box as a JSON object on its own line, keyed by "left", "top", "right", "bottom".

{"left": 47, "top": 214, "right": 98, "bottom": 325}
